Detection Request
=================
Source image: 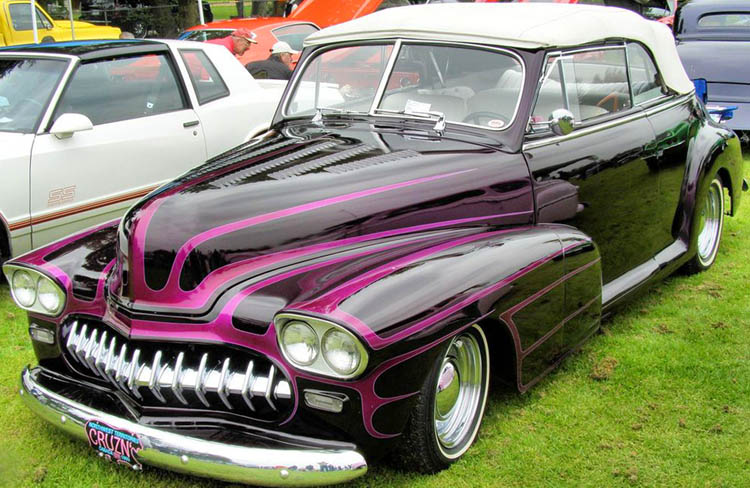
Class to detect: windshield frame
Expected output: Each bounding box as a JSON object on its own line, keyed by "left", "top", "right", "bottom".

{"left": 282, "top": 39, "right": 526, "bottom": 132}
{"left": 0, "top": 54, "right": 73, "bottom": 135}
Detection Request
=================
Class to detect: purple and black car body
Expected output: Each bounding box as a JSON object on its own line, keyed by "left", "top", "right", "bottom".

{"left": 4, "top": 4, "right": 747, "bottom": 486}
{"left": 675, "top": 0, "right": 750, "bottom": 141}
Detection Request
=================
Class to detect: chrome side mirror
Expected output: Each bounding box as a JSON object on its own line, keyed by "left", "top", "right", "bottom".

{"left": 50, "top": 113, "right": 93, "bottom": 139}
{"left": 549, "top": 109, "right": 575, "bottom": 136}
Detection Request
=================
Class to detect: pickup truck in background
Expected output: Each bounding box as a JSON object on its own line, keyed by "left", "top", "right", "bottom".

{"left": 0, "top": 0, "right": 120, "bottom": 46}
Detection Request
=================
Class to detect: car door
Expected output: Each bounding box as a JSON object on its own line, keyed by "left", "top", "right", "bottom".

{"left": 5, "top": 2, "right": 56, "bottom": 44}
{"left": 523, "top": 45, "right": 661, "bottom": 350}
{"left": 627, "top": 41, "right": 691, "bottom": 254}
{"left": 29, "top": 50, "right": 207, "bottom": 248}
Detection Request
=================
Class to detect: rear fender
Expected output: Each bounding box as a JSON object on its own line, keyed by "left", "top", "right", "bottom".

{"left": 680, "top": 117, "right": 743, "bottom": 257}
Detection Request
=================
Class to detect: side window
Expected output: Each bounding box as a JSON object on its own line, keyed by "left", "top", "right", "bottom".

{"left": 531, "top": 47, "right": 631, "bottom": 127}
{"left": 179, "top": 50, "right": 230, "bottom": 105}
{"left": 272, "top": 24, "right": 319, "bottom": 52}
{"left": 9, "top": 4, "right": 53, "bottom": 30}
{"left": 627, "top": 43, "right": 664, "bottom": 104}
{"left": 54, "top": 53, "right": 186, "bottom": 126}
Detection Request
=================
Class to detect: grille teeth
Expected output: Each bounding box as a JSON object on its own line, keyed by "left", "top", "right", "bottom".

{"left": 64, "top": 321, "right": 292, "bottom": 413}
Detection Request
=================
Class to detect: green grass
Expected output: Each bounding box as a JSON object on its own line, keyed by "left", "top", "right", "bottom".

{"left": 0, "top": 156, "right": 748, "bottom": 487}
{"left": 210, "top": 5, "right": 240, "bottom": 21}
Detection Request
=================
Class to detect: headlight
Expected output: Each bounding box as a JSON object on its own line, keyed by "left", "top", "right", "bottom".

{"left": 3, "top": 265, "right": 66, "bottom": 316}
{"left": 281, "top": 320, "right": 319, "bottom": 366}
{"left": 322, "top": 328, "right": 361, "bottom": 375}
{"left": 11, "top": 270, "right": 36, "bottom": 307}
{"left": 275, "top": 313, "right": 368, "bottom": 379}
{"left": 37, "top": 277, "right": 65, "bottom": 314}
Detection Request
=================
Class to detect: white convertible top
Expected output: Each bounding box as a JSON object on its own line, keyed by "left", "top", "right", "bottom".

{"left": 305, "top": 3, "right": 694, "bottom": 95}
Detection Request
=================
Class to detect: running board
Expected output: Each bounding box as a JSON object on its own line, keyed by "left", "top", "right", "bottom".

{"left": 602, "top": 240, "right": 688, "bottom": 310}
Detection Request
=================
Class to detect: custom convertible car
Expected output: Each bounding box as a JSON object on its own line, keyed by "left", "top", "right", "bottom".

{"left": 4, "top": 3, "right": 746, "bottom": 486}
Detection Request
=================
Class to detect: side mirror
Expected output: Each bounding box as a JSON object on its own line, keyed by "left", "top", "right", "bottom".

{"left": 549, "top": 109, "right": 575, "bottom": 136}
{"left": 50, "top": 113, "right": 93, "bottom": 139}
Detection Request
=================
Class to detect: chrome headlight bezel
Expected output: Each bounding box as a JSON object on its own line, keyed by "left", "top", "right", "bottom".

{"left": 275, "top": 313, "right": 369, "bottom": 380}
{"left": 2, "top": 264, "right": 67, "bottom": 317}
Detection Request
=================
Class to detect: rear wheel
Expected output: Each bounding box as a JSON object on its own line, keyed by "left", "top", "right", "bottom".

{"left": 394, "top": 324, "right": 490, "bottom": 473}
{"left": 685, "top": 177, "right": 724, "bottom": 273}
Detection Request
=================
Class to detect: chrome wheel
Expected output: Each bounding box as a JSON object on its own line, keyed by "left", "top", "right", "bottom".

{"left": 433, "top": 328, "right": 487, "bottom": 459}
{"left": 696, "top": 178, "right": 724, "bottom": 268}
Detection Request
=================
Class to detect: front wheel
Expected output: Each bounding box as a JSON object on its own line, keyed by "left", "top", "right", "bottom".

{"left": 685, "top": 177, "right": 725, "bottom": 273}
{"left": 394, "top": 324, "right": 490, "bottom": 473}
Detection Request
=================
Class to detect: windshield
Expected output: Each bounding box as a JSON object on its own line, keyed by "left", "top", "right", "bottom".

{"left": 0, "top": 58, "right": 68, "bottom": 133}
{"left": 285, "top": 42, "right": 524, "bottom": 130}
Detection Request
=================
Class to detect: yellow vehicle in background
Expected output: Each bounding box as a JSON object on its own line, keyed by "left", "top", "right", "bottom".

{"left": 1, "top": 0, "right": 119, "bottom": 46}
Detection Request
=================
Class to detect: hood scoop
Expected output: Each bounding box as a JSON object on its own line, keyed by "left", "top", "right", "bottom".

{"left": 268, "top": 143, "right": 377, "bottom": 180}
{"left": 324, "top": 149, "right": 421, "bottom": 174}
{"left": 214, "top": 140, "right": 341, "bottom": 187}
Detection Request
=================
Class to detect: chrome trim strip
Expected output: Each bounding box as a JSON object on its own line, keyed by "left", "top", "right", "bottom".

{"left": 523, "top": 94, "right": 694, "bottom": 151}
{"left": 369, "top": 39, "right": 402, "bottom": 114}
{"left": 20, "top": 367, "right": 367, "bottom": 487}
{"left": 643, "top": 94, "right": 693, "bottom": 117}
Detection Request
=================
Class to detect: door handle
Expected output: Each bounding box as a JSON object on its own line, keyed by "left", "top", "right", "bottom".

{"left": 183, "top": 120, "right": 200, "bottom": 128}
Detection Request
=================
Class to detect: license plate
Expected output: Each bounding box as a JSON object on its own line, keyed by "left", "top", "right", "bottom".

{"left": 85, "top": 420, "right": 143, "bottom": 470}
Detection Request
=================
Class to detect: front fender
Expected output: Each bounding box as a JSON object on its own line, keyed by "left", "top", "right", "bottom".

{"left": 283, "top": 223, "right": 600, "bottom": 394}
{"left": 6, "top": 219, "right": 118, "bottom": 304}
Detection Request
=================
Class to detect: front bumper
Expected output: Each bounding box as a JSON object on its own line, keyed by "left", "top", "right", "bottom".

{"left": 19, "top": 367, "right": 367, "bottom": 486}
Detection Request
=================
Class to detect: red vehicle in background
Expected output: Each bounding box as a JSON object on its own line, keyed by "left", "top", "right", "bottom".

{"left": 179, "top": 0, "right": 426, "bottom": 66}
{"left": 179, "top": 19, "right": 319, "bottom": 66}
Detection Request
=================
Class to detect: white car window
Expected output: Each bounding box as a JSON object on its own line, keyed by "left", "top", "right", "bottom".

{"left": 54, "top": 53, "right": 187, "bottom": 126}
{"left": 179, "top": 49, "right": 230, "bottom": 105}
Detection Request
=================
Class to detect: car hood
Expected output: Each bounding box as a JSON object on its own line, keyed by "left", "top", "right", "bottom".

{"left": 677, "top": 40, "right": 750, "bottom": 82}
{"left": 52, "top": 20, "right": 120, "bottom": 36}
{"left": 111, "top": 121, "right": 533, "bottom": 315}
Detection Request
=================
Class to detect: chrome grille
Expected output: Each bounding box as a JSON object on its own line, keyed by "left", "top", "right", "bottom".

{"left": 63, "top": 320, "right": 293, "bottom": 420}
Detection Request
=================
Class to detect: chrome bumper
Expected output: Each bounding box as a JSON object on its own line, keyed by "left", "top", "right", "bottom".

{"left": 20, "top": 367, "right": 367, "bottom": 486}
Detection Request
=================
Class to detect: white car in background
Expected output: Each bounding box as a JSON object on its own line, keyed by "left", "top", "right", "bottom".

{"left": 0, "top": 39, "right": 285, "bottom": 265}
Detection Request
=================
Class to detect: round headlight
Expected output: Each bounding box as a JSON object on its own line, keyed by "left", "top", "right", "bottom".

{"left": 12, "top": 270, "right": 36, "bottom": 307}
{"left": 37, "top": 277, "right": 63, "bottom": 314}
{"left": 281, "top": 321, "right": 319, "bottom": 366}
{"left": 322, "top": 329, "right": 361, "bottom": 376}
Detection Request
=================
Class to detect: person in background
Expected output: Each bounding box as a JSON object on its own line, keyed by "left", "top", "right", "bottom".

{"left": 207, "top": 28, "right": 257, "bottom": 59}
{"left": 245, "top": 41, "right": 299, "bottom": 80}
{"left": 119, "top": 31, "right": 135, "bottom": 39}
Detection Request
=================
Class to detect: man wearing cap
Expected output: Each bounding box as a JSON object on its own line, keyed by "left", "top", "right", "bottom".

{"left": 207, "top": 28, "right": 257, "bottom": 59}
{"left": 245, "top": 41, "right": 299, "bottom": 80}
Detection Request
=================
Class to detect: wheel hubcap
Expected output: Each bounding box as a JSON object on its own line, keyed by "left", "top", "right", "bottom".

{"left": 697, "top": 179, "right": 723, "bottom": 266}
{"left": 434, "top": 334, "right": 483, "bottom": 452}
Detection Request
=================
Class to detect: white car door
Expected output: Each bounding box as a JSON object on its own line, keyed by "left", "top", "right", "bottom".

{"left": 29, "top": 51, "right": 208, "bottom": 248}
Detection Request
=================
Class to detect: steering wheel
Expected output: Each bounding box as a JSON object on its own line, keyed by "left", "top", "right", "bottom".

{"left": 462, "top": 111, "right": 508, "bottom": 127}
{"left": 596, "top": 92, "right": 620, "bottom": 112}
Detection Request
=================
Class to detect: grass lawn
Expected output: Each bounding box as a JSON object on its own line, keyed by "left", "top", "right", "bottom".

{"left": 0, "top": 156, "right": 748, "bottom": 487}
